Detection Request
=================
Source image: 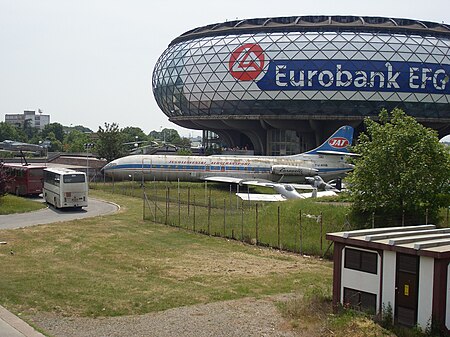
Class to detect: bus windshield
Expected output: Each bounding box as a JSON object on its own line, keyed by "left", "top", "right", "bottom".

{"left": 63, "top": 174, "right": 86, "bottom": 183}
{"left": 29, "top": 168, "right": 44, "bottom": 178}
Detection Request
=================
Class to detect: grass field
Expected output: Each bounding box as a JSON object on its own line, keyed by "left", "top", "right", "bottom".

{"left": 0, "top": 189, "right": 333, "bottom": 318}
{"left": 0, "top": 194, "right": 46, "bottom": 215}
{"left": 92, "top": 181, "right": 355, "bottom": 256}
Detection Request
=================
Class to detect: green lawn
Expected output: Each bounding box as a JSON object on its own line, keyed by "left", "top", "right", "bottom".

{"left": 0, "top": 189, "right": 332, "bottom": 318}
{"left": 0, "top": 194, "right": 46, "bottom": 215}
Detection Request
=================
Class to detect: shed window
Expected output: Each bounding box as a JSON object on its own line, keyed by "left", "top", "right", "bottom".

{"left": 343, "top": 287, "right": 377, "bottom": 314}
{"left": 344, "top": 248, "right": 377, "bottom": 274}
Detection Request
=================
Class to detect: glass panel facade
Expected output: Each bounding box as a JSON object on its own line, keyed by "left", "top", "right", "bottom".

{"left": 153, "top": 30, "right": 449, "bottom": 120}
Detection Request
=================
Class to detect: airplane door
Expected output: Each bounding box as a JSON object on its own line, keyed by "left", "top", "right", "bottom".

{"left": 142, "top": 158, "right": 152, "bottom": 182}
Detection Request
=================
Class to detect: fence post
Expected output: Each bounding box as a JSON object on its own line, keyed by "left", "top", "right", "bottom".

{"left": 425, "top": 208, "right": 428, "bottom": 225}
{"left": 178, "top": 192, "right": 181, "bottom": 227}
{"left": 142, "top": 185, "right": 145, "bottom": 220}
{"left": 165, "top": 188, "right": 168, "bottom": 225}
{"left": 402, "top": 210, "right": 405, "bottom": 226}
{"left": 229, "top": 185, "right": 232, "bottom": 211}
{"left": 277, "top": 205, "right": 281, "bottom": 249}
{"left": 223, "top": 198, "right": 226, "bottom": 237}
{"left": 188, "top": 187, "right": 191, "bottom": 216}
{"left": 193, "top": 194, "right": 196, "bottom": 232}
{"left": 167, "top": 187, "right": 170, "bottom": 225}
{"left": 241, "top": 204, "right": 244, "bottom": 242}
{"left": 236, "top": 184, "right": 239, "bottom": 210}
{"left": 154, "top": 182, "right": 157, "bottom": 223}
{"left": 372, "top": 212, "right": 375, "bottom": 229}
{"left": 320, "top": 211, "right": 323, "bottom": 256}
{"left": 208, "top": 192, "right": 211, "bottom": 235}
{"left": 255, "top": 203, "right": 259, "bottom": 244}
{"left": 299, "top": 210, "right": 302, "bottom": 255}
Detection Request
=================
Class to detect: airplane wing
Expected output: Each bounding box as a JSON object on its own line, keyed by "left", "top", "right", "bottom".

{"left": 236, "top": 193, "right": 287, "bottom": 202}
{"left": 317, "top": 150, "right": 360, "bottom": 156}
{"left": 203, "top": 176, "right": 246, "bottom": 184}
{"left": 299, "top": 190, "right": 338, "bottom": 198}
{"left": 203, "top": 176, "right": 274, "bottom": 186}
{"left": 203, "top": 177, "right": 316, "bottom": 192}
{"left": 290, "top": 183, "right": 315, "bottom": 190}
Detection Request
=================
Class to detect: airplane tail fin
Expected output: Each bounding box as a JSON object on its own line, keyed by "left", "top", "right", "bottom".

{"left": 303, "top": 125, "right": 354, "bottom": 155}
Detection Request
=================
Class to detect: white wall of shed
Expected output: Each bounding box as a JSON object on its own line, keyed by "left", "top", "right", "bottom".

{"left": 417, "top": 256, "right": 434, "bottom": 330}
{"left": 382, "top": 250, "right": 396, "bottom": 318}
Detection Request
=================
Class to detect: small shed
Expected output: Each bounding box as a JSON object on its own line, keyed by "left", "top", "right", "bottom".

{"left": 326, "top": 224, "right": 450, "bottom": 331}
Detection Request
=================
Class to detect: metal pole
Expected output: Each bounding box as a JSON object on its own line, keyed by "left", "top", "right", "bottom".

{"left": 236, "top": 184, "right": 239, "bottom": 210}
{"left": 193, "top": 194, "right": 196, "bottom": 232}
{"left": 299, "top": 210, "right": 302, "bottom": 255}
{"left": 86, "top": 146, "right": 89, "bottom": 186}
{"left": 188, "top": 187, "right": 191, "bottom": 216}
{"left": 229, "top": 184, "right": 232, "bottom": 210}
{"left": 241, "top": 204, "right": 244, "bottom": 241}
{"left": 165, "top": 188, "right": 168, "bottom": 225}
{"left": 167, "top": 187, "right": 170, "bottom": 225}
{"left": 277, "top": 205, "right": 281, "bottom": 249}
{"left": 207, "top": 192, "right": 211, "bottom": 235}
{"left": 223, "top": 198, "right": 226, "bottom": 237}
{"left": 320, "top": 212, "right": 323, "bottom": 256}
{"left": 154, "top": 180, "right": 157, "bottom": 222}
{"left": 255, "top": 203, "right": 259, "bottom": 245}
{"left": 142, "top": 185, "right": 145, "bottom": 220}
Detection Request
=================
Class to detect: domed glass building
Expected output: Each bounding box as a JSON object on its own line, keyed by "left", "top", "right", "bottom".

{"left": 153, "top": 16, "right": 450, "bottom": 155}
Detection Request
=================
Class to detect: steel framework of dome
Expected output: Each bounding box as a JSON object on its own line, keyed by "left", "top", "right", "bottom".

{"left": 153, "top": 16, "right": 450, "bottom": 155}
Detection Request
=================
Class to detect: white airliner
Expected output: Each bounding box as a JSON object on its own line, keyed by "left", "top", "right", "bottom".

{"left": 102, "top": 126, "right": 356, "bottom": 193}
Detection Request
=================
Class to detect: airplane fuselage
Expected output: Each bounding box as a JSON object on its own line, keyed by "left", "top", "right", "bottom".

{"left": 102, "top": 153, "right": 352, "bottom": 183}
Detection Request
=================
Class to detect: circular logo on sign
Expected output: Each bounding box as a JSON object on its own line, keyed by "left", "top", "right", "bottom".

{"left": 229, "top": 43, "right": 265, "bottom": 81}
{"left": 328, "top": 137, "right": 349, "bottom": 149}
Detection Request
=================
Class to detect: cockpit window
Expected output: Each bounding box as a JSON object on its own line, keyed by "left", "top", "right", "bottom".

{"left": 284, "top": 185, "right": 294, "bottom": 191}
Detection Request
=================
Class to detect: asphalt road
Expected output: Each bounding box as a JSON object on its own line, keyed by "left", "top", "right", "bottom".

{"left": 0, "top": 198, "right": 119, "bottom": 229}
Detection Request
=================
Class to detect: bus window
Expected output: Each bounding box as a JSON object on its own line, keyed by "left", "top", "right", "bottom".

{"left": 63, "top": 174, "right": 85, "bottom": 183}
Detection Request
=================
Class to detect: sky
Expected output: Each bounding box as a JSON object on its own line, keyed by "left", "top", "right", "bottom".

{"left": 0, "top": 0, "right": 449, "bottom": 138}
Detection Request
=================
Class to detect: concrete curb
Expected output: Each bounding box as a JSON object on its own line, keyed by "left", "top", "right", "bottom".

{"left": 0, "top": 305, "right": 45, "bottom": 337}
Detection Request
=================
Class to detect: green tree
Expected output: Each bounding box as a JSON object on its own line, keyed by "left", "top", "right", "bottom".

{"left": 45, "top": 132, "right": 63, "bottom": 152}
{"left": 42, "top": 123, "right": 65, "bottom": 143}
{"left": 121, "top": 127, "right": 148, "bottom": 144}
{"left": 22, "top": 119, "right": 39, "bottom": 141}
{"left": 177, "top": 137, "right": 192, "bottom": 149}
{"left": 0, "top": 163, "right": 12, "bottom": 197}
{"left": 96, "top": 122, "right": 126, "bottom": 162}
{"left": 347, "top": 108, "right": 450, "bottom": 224}
{"left": 0, "top": 122, "right": 24, "bottom": 142}
{"left": 63, "top": 130, "right": 91, "bottom": 152}
{"left": 148, "top": 128, "right": 180, "bottom": 144}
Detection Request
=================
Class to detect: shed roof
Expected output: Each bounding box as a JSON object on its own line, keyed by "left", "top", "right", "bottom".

{"left": 326, "top": 225, "right": 450, "bottom": 259}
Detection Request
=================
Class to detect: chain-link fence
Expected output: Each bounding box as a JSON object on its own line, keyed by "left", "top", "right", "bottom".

{"left": 141, "top": 183, "right": 353, "bottom": 257}
{"left": 90, "top": 181, "right": 449, "bottom": 257}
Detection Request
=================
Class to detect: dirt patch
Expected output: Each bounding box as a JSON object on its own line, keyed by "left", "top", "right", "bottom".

{"left": 29, "top": 294, "right": 301, "bottom": 337}
{"left": 163, "top": 246, "right": 327, "bottom": 280}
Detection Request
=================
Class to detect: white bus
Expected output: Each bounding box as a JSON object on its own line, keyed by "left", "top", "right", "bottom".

{"left": 43, "top": 168, "right": 88, "bottom": 209}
